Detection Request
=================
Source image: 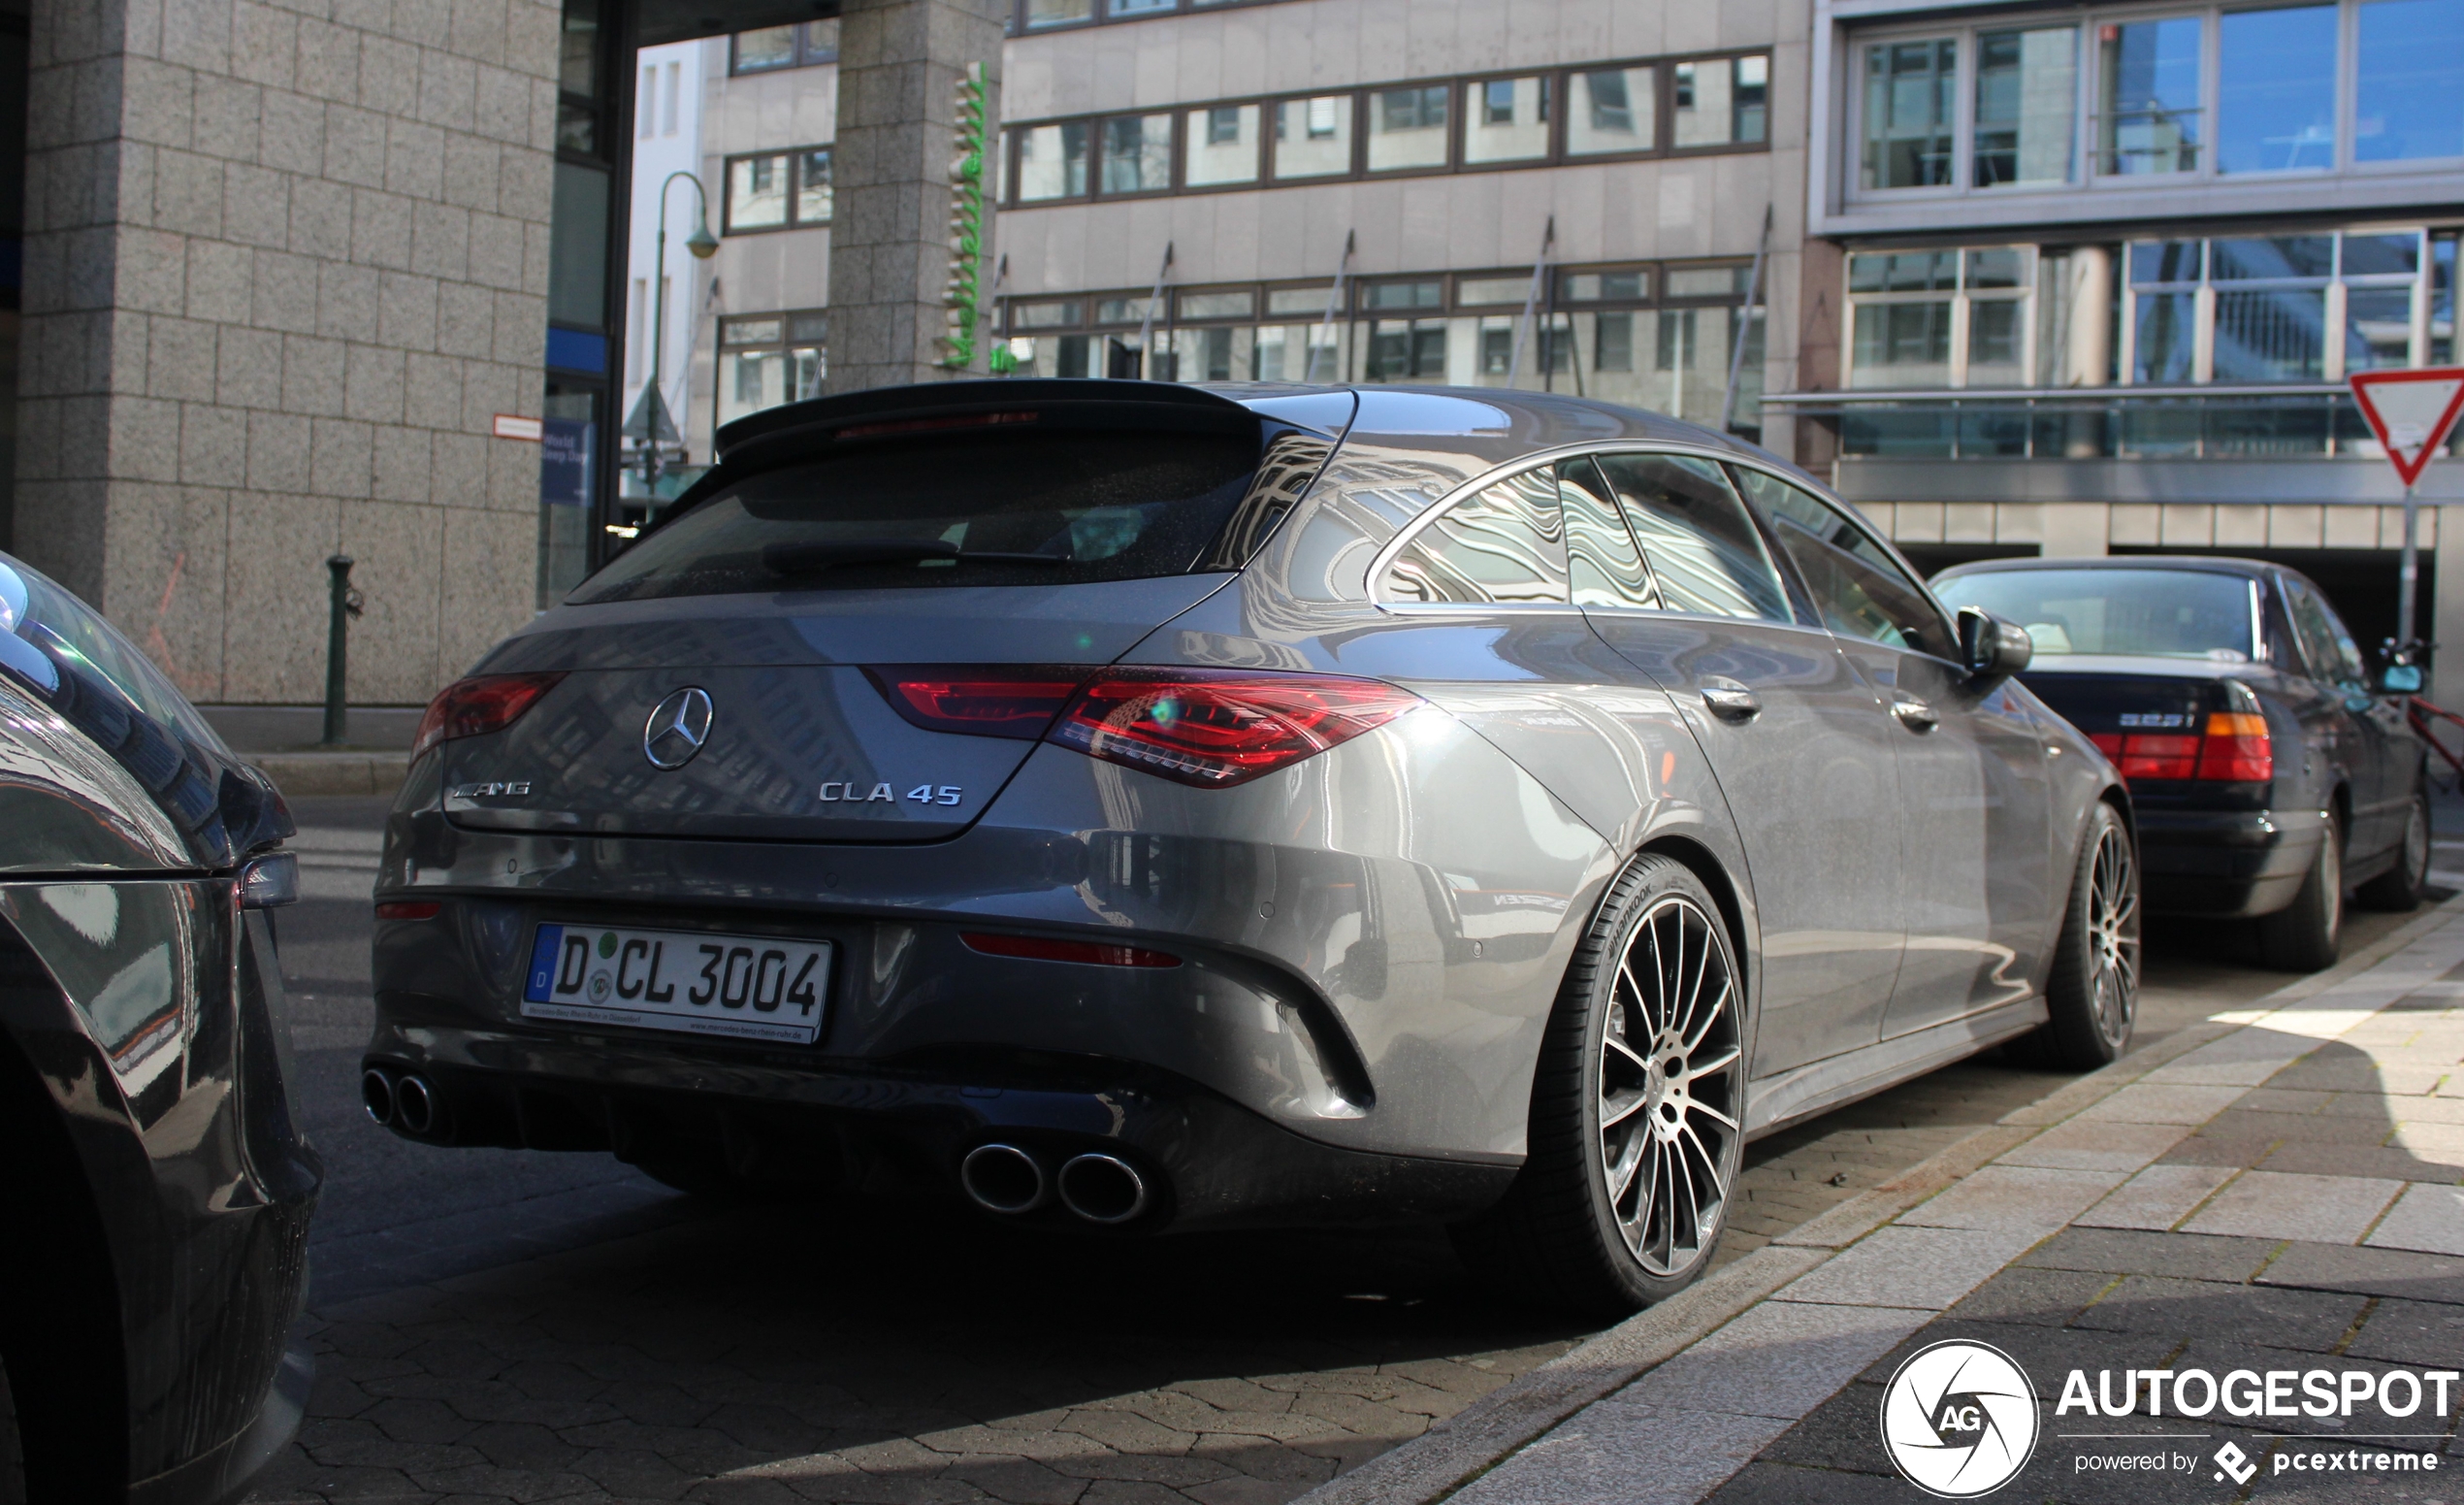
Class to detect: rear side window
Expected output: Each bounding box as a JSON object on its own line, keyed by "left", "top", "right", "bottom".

{"left": 1739, "top": 469, "right": 1957, "bottom": 662}
{"left": 1379, "top": 468, "right": 1570, "bottom": 605}
{"left": 2280, "top": 575, "right": 2368, "bottom": 687}
{"left": 572, "top": 426, "right": 1265, "bottom": 605}
{"left": 1592, "top": 454, "right": 1789, "bottom": 623}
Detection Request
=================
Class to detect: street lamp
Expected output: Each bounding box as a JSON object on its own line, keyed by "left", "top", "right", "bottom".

{"left": 630, "top": 170, "right": 719, "bottom": 492}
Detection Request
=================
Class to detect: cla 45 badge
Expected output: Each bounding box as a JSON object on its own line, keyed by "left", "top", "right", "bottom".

{"left": 819, "top": 781, "right": 962, "bottom": 806}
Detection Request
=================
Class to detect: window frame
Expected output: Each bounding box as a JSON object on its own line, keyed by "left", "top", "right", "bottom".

{"left": 713, "top": 308, "right": 827, "bottom": 432}
{"left": 1840, "top": 245, "right": 2039, "bottom": 391}
{"left": 729, "top": 20, "right": 838, "bottom": 75}
{"left": 997, "top": 51, "right": 1774, "bottom": 208}
{"left": 719, "top": 145, "right": 833, "bottom": 235}
{"left": 2115, "top": 226, "right": 2433, "bottom": 383}
{"left": 1844, "top": 0, "right": 2464, "bottom": 207}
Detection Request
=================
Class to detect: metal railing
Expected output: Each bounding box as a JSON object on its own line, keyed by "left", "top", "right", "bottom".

{"left": 1758, "top": 384, "right": 2448, "bottom": 463}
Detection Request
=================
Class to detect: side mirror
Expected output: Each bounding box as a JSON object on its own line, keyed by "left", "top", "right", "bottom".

{"left": 2382, "top": 664, "right": 2424, "bottom": 694}
{"left": 1958, "top": 605, "right": 2033, "bottom": 684}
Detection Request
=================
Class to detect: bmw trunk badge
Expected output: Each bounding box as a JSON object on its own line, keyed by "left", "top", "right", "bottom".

{"left": 643, "top": 687, "right": 713, "bottom": 769}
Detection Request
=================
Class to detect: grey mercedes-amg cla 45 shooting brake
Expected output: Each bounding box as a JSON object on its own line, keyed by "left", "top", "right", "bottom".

{"left": 368, "top": 379, "right": 2136, "bottom": 1315}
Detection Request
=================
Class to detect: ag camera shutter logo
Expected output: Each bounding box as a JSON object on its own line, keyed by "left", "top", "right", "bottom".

{"left": 1880, "top": 1340, "right": 2040, "bottom": 1497}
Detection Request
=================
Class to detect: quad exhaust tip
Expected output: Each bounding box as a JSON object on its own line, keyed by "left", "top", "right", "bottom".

{"left": 361, "top": 1067, "right": 395, "bottom": 1127}
{"left": 1057, "top": 1153, "right": 1149, "bottom": 1225}
{"left": 960, "top": 1142, "right": 1048, "bottom": 1214}
{"left": 394, "top": 1074, "right": 438, "bottom": 1135}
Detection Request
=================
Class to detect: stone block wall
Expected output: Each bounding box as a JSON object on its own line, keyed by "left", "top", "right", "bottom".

{"left": 18, "top": 0, "right": 561, "bottom": 707}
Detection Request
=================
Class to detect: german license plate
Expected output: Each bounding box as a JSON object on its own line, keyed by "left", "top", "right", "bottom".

{"left": 522, "top": 924, "right": 831, "bottom": 1044}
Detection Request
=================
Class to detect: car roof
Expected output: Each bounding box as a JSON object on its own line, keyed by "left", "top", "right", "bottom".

{"left": 1934, "top": 555, "right": 2280, "bottom": 583}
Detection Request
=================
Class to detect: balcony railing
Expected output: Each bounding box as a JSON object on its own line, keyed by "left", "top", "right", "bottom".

{"left": 1758, "top": 384, "right": 2440, "bottom": 462}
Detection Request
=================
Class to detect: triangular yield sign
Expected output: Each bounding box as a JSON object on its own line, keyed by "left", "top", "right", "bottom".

{"left": 2350, "top": 368, "right": 2464, "bottom": 488}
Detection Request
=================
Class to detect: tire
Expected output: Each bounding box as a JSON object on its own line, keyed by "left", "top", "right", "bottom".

{"left": 2258, "top": 811, "right": 2345, "bottom": 972}
{"left": 0, "top": 1349, "right": 23, "bottom": 1505}
{"left": 1452, "top": 854, "right": 1747, "bottom": 1319}
{"left": 2357, "top": 790, "right": 2432, "bottom": 912}
{"left": 2010, "top": 803, "right": 2140, "bottom": 1071}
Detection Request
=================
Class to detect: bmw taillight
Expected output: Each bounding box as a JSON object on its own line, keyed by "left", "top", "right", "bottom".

{"left": 2194, "top": 711, "right": 2273, "bottom": 782}
{"left": 869, "top": 665, "right": 1423, "bottom": 787}
{"left": 410, "top": 671, "right": 566, "bottom": 763}
{"left": 2090, "top": 711, "right": 2271, "bottom": 785}
{"left": 1048, "top": 670, "right": 1424, "bottom": 787}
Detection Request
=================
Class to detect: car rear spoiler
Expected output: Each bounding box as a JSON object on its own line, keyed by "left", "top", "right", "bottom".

{"left": 712, "top": 378, "right": 1265, "bottom": 467}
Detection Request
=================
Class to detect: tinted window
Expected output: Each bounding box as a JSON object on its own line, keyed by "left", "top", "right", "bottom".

{"left": 1738, "top": 469, "right": 1957, "bottom": 660}
{"left": 2280, "top": 574, "right": 2368, "bottom": 686}
{"left": 1591, "top": 453, "right": 1789, "bottom": 622}
{"left": 1558, "top": 457, "right": 1654, "bottom": 609}
{"left": 1379, "top": 468, "right": 1570, "bottom": 605}
{"left": 1933, "top": 568, "right": 2256, "bottom": 662}
{"left": 573, "top": 426, "right": 1262, "bottom": 605}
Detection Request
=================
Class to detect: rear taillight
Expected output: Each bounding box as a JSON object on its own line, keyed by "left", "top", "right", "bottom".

{"left": 961, "top": 931, "right": 1180, "bottom": 967}
{"left": 410, "top": 671, "right": 566, "bottom": 763}
{"left": 2194, "top": 711, "right": 2273, "bottom": 782}
{"left": 866, "top": 665, "right": 1424, "bottom": 788}
{"left": 375, "top": 900, "right": 441, "bottom": 921}
{"left": 2090, "top": 711, "right": 2271, "bottom": 784}
{"left": 1050, "top": 670, "right": 1423, "bottom": 787}
{"left": 865, "top": 666, "right": 1087, "bottom": 739}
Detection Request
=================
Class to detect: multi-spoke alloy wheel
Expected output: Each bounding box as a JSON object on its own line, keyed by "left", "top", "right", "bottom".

{"left": 2084, "top": 820, "right": 2140, "bottom": 1049}
{"left": 1450, "top": 853, "right": 1751, "bottom": 1316}
{"left": 2021, "top": 802, "right": 2144, "bottom": 1068}
{"left": 1598, "top": 895, "right": 1743, "bottom": 1276}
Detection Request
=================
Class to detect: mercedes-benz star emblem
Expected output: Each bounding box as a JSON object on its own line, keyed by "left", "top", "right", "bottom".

{"left": 642, "top": 687, "right": 713, "bottom": 770}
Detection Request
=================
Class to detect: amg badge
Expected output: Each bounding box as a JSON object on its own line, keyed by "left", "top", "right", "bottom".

{"left": 450, "top": 780, "right": 533, "bottom": 798}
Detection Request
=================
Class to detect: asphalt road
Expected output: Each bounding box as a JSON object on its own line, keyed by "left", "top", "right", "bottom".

{"left": 245, "top": 796, "right": 2435, "bottom": 1505}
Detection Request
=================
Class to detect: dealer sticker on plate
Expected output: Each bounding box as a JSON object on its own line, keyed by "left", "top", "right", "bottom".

{"left": 522, "top": 924, "right": 831, "bottom": 1044}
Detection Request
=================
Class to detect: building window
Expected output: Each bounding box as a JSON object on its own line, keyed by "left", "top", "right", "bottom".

{"left": 1185, "top": 104, "right": 1260, "bottom": 184}
{"left": 1368, "top": 84, "right": 1450, "bottom": 171}
{"left": 1974, "top": 27, "right": 2076, "bottom": 185}
{"left": 724, "top": 147, "right": 831, "bottom": 232}
{"left": 2100, "top": 16, "right": 2203, "bottom": 175}
{"left": 1023, "top": 0, "right": 1093, "bottom": 29}
{"left": 1273, "top": 96, "right": 1354, "bottom": 178}
{"left": 1100, "top": 113, "right": 1174, "bottom": 193}
{"left": 2356, "top": 0, "right": 2464, "bottom": 161}
{"left": 1673, "top": 54, "right": 1768, "bottom": 147}
{"left": 730, "top": 19, "right": 837, "bottom": 73}
{"left": 1845, "top": 247, "right": 2035, "bottom": 389}
{"left": 1015, "top": 121, "right": 1092, "bottom": 200}
{"left": 1465, "top": 77, "right": 1551, "bottom": 164}
{"left": 1569, "top": 67, "right": 1655, "bottom": 154}
{"left": 1863, "top": 38, "right": 1957, "bottom": 187}
{"left": 2217, "top": 5, "right": 2338, "bottom": 173}
{"left": 2124, "top": 230, "right": 2432, "bottom": 382}
{"left": 717, "top": 311, "right": 826, "bottom": 428}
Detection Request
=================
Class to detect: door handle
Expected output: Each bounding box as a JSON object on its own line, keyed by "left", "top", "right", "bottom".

{"left": 1891, "top": 696, "right": 1939, "bottom": 733}
{"left": 1701, "top": 681, "right": 1762, "bottom": 722}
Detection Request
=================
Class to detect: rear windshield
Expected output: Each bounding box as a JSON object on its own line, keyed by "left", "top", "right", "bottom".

{"left": 572, "top": 427, "right": 1264, "bottom": 605}
{"left": 1933, "top": 568, "right": 2255, "bottom": 662}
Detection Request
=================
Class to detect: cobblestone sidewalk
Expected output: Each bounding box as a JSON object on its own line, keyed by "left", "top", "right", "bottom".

{"left": 1441, "top": 908, "right": 2464, "bottom": 1504}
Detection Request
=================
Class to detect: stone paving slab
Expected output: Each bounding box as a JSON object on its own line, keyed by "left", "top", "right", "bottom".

{"left": 1330, "top": 902, "right": 2464, "bottom": 1505}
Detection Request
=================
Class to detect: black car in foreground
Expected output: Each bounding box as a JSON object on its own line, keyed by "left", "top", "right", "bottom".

{"left": 1935, "top": 556, "right": 2429, "bottom": 970}
{"left": 0, "top": 551, "right": 319, "bottom": 1502}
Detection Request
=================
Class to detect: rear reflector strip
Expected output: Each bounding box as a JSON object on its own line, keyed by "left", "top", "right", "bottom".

{"left": 375, "top": 901, "right": 442, "bottom": 921}
{"left": 960, "top": 931, "right": 1181, "bottom": 968}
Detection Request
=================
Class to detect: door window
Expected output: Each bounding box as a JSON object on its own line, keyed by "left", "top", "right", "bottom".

{"left": 1378, "top": 468, "right": 1570, "bottom": 605}
{"left": 1735, "top": 468, "right": 1958, "bottom": 661}
{"left": 1557, "top": 456, "right": 1655, "bottom": 609}
{"left": 2281, "top": 575, "right": 2368, "bottom": 688}
{"left": 1590, "top": 453, "right": 1790, "bottom": 622}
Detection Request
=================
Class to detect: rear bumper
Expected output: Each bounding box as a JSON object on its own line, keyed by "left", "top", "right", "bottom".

{"left": 361, "top": 1023, "right": 1516, "bottom": 1233}
{"left": 2135, "top": 804, "right": 2325, "bottom": 917}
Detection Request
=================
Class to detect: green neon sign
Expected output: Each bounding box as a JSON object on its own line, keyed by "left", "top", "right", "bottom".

{"left": 942, "top": 62, "right": 990, "bottom": 372}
